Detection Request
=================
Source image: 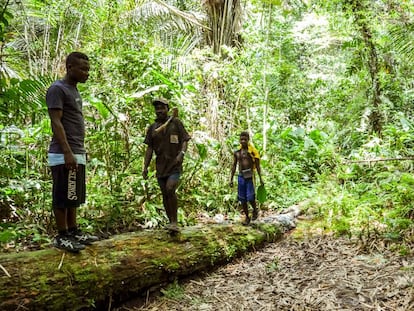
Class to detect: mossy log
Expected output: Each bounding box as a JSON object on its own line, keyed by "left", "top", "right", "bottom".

{"left": 0, "top": 222, "right": 283, "bottom": 311}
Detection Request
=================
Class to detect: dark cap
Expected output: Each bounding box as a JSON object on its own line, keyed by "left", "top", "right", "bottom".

{"left": 152, "top": 98, "right": 169, "bottom": 109}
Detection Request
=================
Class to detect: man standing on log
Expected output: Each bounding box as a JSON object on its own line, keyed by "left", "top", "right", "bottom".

{"left": 142, "top": 98, "right": 190, "bottom": 234}
{"left": 47, "top": 52, "right": 98, "bottom": 252}
{"left": 229, "top": 131, "right": 264, "bottom": 225}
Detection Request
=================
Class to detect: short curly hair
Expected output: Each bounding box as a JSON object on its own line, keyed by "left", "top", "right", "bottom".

{"left": 240, "top": 131, "right": 250, "bottom": 139}
{"left": 66, "top": 52, "right": 89, "bottom": 68}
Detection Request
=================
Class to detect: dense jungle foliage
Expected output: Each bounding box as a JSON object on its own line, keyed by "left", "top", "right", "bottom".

{"left": 1, "top": 0, "right": 414, "bottom": 253}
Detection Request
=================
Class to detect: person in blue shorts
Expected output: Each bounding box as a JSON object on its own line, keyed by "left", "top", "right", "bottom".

{"left": 229, "top": 131, "right": 264, "bottom": 225}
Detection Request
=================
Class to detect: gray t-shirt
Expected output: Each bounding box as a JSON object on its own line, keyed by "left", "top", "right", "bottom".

{"left": 46, "top": 80, "right": 86, "bottom": 154}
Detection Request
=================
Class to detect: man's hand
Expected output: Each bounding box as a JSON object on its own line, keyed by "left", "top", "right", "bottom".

{"left": 64, "top": 152, "right": 78, "bottom": 171}
{"left": 175, "top": 152, "right": 184, "bottom": 164}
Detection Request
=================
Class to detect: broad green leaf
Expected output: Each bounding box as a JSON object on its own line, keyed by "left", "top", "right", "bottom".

{"left": 257, "top": 184, "right": 267, "bottom": 203}
{"left": 196, "top": 143, "right": 207, "bottom": 161}
{"left": 0, "top": 230, "right": 16, "bottom": 243}
{"left": 91, "top": 100, "right": 110, "bottom": 120}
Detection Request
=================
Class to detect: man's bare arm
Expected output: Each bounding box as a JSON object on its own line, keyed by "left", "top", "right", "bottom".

{"left": 48, "top": 108, "right": 77, "bottom": 170}
{"left": 229, "top": 152, "right": 238, "bottom": 186}
{"left": 142, "top": 146, "right": 153, "bottom": 179}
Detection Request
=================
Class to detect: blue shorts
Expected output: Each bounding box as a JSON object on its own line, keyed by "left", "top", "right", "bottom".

{"left": 238, "top": 175, "right": 255, "bottom": 203}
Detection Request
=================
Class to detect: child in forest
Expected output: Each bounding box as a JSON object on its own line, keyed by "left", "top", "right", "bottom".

{"left": 229, "top": 131, "right": 264, "bottom": 225}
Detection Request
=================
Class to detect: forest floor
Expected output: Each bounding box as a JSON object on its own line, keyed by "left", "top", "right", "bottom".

{"left": 115, "top": 217, "right": 414, "bottom": 311}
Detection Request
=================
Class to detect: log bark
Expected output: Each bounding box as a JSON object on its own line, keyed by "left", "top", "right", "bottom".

{"left": 0, "top": 222, "right": 283, "bottom": 311}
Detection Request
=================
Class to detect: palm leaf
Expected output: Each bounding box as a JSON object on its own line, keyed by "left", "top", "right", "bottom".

{"left": 129, "top": 0, "right": 208, "bottom": 33}
{"left": 1, "top": 76, "right": 53, "bottom": 124}
{"left": 257, "top": 184, "right": 267, "bottom": 203}
{"left": 389, "top": 23, "right": 414, "bottom": 62}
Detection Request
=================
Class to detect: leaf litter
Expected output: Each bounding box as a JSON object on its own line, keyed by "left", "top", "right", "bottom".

{"left": 117, "top": 230, "right": 414, "bottom": 311}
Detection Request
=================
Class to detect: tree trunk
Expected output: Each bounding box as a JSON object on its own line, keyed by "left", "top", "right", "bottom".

{"left": 351, "top": 0, "right": 383, "bottom": 135}
{"left": 0, "top": 222, "right": 283, "bottom": 311}
{"left": 203, "top": 0, "right": 242, "bottom": 54}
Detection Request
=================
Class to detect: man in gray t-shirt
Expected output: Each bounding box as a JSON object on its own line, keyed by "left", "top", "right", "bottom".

{"left": 47, "top": 79, "right": 85, "bottom": 154}
{"left": 46, "top": 52, "right": 98, "bottom": 253}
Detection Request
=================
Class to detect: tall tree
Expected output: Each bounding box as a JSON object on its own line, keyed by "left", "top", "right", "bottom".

{"left": 202, "top": 0, "right": 243, "bottom": 54}
{"left": 348, "top": 0, "right": 382, "bottom": 135}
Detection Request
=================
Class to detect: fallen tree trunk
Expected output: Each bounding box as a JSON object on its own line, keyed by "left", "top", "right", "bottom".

{"left": 0, "top": 222, "right": 284, "bottom": 311}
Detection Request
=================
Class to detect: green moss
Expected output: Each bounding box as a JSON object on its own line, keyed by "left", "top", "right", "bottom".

{"left": 0, "top": 222, "right": 284, "bottom": 311}
{"left": 150, "top": 255, "right": 180, "bottom": 272}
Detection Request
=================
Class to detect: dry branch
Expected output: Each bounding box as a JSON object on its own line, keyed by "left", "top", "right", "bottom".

{"left": 344, "top": 157, "right": 414, "bottom": 164}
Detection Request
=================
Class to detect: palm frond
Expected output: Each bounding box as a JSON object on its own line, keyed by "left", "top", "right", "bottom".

{"left": 129, "top": 0, "right": 208, "bottom": 33}
{"left": 389, "top": 23, "right": 414, "bottom": 62}
{"left": 1, "top": 75, "right": 54, "bottom": 125}
{"left": 127, "top": 0, "right": 207, "bottom": 66}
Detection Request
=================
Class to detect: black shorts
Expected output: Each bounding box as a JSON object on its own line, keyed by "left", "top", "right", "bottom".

{"left": 51, "top": 164, "right": 86, "bottom": 209}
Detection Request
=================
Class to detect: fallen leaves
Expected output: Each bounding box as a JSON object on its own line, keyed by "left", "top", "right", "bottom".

{"left": 122, "top": 234, "right": 414, "bottom": 311}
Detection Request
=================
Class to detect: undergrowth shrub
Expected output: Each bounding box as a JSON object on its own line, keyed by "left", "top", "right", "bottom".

{"left": 305, "top": 121, "right": 414, "bottom": 240}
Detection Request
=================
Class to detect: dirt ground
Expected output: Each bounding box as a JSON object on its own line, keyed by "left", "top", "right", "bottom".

{"left": 115, "top": 229, "right": 414, "bottom": 311}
